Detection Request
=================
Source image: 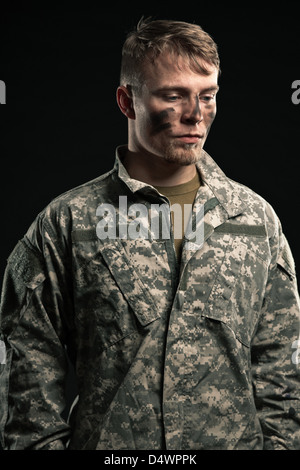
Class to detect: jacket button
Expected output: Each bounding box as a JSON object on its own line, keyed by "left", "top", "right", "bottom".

{"left": 288, "top": 407, "right": 296, "bottom": 417}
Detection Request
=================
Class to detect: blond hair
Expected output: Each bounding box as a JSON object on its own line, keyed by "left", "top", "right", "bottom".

{"left": 120, "top": 18, "right": 220, "bottom": 89}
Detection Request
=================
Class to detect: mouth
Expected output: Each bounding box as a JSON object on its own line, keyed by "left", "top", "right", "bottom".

{"left": 174, "top": 134, "right": 204, "bottom": 144}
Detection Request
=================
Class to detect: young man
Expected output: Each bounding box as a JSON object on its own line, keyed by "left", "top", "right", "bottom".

{"left": 0, "top": 18, "right": 299, "bottom": 450}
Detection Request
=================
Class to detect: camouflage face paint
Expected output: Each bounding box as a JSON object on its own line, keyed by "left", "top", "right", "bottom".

{"left": 150, "top": 108, "right": 175, "bottom": 135}
{"left": 208, "top": 111, "right": 216, "bottom": 121}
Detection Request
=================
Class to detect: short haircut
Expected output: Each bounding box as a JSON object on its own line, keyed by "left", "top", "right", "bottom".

{"left": 120, "top": 17, "right": 220, "bottom": 91}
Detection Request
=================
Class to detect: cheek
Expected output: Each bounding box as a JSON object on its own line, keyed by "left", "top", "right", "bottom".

{"left": 208, "top": 110, "right": 217, "bottom": 122}
{"left": 148, "top": 108, "right": 176, "bottom": 136}
{"left": 204, "top": 105, "right": 217, "bottom": 127}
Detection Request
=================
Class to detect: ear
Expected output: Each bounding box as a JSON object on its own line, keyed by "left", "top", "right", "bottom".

{"left": 116, "top": 86, "right": 136, "bottom": 119}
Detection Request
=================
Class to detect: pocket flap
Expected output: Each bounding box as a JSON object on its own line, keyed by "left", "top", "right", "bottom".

{"left": 7, "top": 240, "right": 46, "bottom": 289}
{"left": 99, "top": 239, "right": 160, "bottom": 327}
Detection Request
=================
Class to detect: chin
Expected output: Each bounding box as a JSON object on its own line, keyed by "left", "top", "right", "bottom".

{"left": 162, "top": 142, "right": 203, "bottom": 166}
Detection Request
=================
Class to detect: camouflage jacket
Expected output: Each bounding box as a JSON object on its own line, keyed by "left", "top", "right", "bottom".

{"left": 0, "top": 147, "right": 300, "bottom": 450}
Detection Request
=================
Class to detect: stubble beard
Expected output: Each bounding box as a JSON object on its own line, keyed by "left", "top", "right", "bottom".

{"left": 162, "top": 141, "right": 203, "bottom": 166}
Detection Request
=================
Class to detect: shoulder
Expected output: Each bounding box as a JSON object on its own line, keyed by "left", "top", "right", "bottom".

{"left": 25, "top": 167, "right": 117, "bottom": 251}
{"left": 228, "top": 177, "right": 280, "bottom": 240}
{"left": 49, "top": 167, "right": 116, "bottom": 209}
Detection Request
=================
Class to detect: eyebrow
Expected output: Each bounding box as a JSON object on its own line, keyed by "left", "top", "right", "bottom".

{"left": 153, "top": 85, "right": 220, "bottom": 94}
{"left": 201, "top": 86, "right": 220, "bottom": 93}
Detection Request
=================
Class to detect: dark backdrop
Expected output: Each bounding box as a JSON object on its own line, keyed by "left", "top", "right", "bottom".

{"left": 0, "top": 2, "right": 300, "bottom": 448}
{"left": 1, "top": 4, "right": 300, "bottom": 283}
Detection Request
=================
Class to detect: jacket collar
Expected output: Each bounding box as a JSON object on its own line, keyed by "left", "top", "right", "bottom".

{"left": 197, "top": 149, "right": 246, "bottom": 218}
{"left": 114, "top": 146, "right": 152, "bottom": 194}
{"left": 114, "top": 145, "right": 246, "bottom": 219}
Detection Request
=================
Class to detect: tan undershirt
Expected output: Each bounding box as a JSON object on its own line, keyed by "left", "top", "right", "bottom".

{"left": 153, "top": 170, "right": 201, "bottom": 261}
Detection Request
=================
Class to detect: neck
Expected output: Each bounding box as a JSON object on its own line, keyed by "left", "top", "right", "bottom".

{"left": 122, "top": 148, "right": 197, "bottom": 187}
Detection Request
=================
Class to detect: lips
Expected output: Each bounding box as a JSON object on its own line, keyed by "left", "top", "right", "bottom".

{"left": 175, "top": 134, "right": 203, "bottom": 143}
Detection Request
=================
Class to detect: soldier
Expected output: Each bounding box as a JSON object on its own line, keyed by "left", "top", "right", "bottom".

{"left": 0, "top": 18, "right": 299, "bottom": 450}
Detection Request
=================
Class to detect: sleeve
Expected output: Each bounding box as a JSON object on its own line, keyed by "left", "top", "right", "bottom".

{"left": 251, "top": 223, "right": 300, "bottom": 450}
{"left": 0, "top": 210, "right": 75, "bottom": 450}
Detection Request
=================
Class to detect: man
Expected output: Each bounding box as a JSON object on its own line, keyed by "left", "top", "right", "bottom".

{"left": 0, "top": 18, "right": 299, "bottom": 450}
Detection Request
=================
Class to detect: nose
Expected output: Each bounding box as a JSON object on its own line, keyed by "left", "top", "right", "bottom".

{"left": 182, "top": 96, "right": 203, "bottom": 125}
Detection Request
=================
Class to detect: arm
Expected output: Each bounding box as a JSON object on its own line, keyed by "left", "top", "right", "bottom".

{"left": 0, "top": 210, "right": 74, "bottom": 450}
{"left": 251, "top": 226, "right": 300, "bottom": 450}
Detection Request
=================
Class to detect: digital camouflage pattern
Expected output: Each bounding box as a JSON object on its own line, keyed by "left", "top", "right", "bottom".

{"left": 0, "top": 146, "right": 300, "bottom": 450}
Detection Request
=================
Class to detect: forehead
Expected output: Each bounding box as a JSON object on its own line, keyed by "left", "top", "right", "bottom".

{"left": 142, "top": 51, "right": 219, "bottom": 91}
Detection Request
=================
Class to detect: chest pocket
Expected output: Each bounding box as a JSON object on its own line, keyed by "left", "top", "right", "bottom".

{"left": 99, "top": 238, "right": 160, "bottom": 327}
{"left": 202, "top": 225, "right": 270, "bottom": 347}
{"left": 72, "top": 232, "right": 160, "bottom": 351}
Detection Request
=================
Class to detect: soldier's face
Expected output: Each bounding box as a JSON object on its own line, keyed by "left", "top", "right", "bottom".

{"left": 129, "top": 52, "right": 219, "bottom": 166}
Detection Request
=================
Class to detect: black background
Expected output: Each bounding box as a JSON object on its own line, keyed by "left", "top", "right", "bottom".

{"left": 0, "top": 0, "right": 300, "bottom": 455}
{"left": 1, "top": 3, "right": 300, "bottom": 283}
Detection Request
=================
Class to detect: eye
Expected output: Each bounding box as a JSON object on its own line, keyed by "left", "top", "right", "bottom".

{"left": 201, "top": 94, "right": 215, "bottom": 103}
{"left": 164, "top": 95, "right": 181, "bottom": 102}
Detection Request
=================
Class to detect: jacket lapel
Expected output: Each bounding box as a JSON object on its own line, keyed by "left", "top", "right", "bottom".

{"left": 181, "top": 150, "right": 247, "bottom": 267}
